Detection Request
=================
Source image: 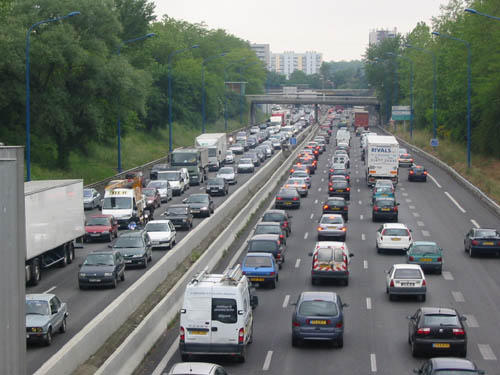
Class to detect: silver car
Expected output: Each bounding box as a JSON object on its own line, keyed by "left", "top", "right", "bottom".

{"left": 168, "top": 362, "right": 228, "bottom": 375}
{"left": 217, "top": 166, "right": 237, "bottom": 184}
{"left": 26, "top": 293, "right": 68, "bottom": 345}
{"left": 147, "top": 180, "right": 172, "bottom": 202}
{"left": 317, "top": 214, "right": 347, "bottom": 241}
{"left": 225, "top": 150, "right": 235, "bottom": 164}
{"left": 83, "top": 188, "right": 101, "bottom": 210}
{"left": 237, "top": 158, "right": 255, "bottom": 173}
{"left": 283, "top": 177, "right": 308, "bottom": 197}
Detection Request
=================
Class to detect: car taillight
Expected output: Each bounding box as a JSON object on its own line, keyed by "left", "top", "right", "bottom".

{"left": 417, "top": 328, "right": 430, "bottom": 335}
{"left": 409, "top": 170, "right": 414, "bottom": 175}
{"left": 276, "top": 197, "right": 282, "bottom": 200}
{"left": 394, "top": 206, "right": 398, "bottom": 212}
{"left": 328, "top": 182, "right": 333, "bottom": 186}
{"left": 374, "top": 206, "right": 379, "bottom": 211}
{"left": 329, "top": 187, "right": 333, "bottom": 191}
{"left": 303, "top": 185, "right": 307, "bottom": 189}
{"left": 453, "top": 328, "right": 465, "bottom": 336}
{"left": 292, "top": 321, "right": 300, "bottom": 327}
{"left": 276, "top": 252, "right": 281, "bottom": 259}
{"left": 323, "top": 205, "right": 329, "bottom": 210}
{"left": 317, "top": 227, "right": 323, "bottom": 231}
{"left": 283, "top": 221, "right": 288, "bottom": 227}
{"left": 345, "top": 206, "right": 348, "bottom": 210}
{"left": 437, "top": 257, "right": 442, "bottom": 262}
{"left": 341, "top": 227, "right": 347, "bottom": 232}
{"left": 270, "top": 271, "right": 275, "bottom": 276}
{"left": 279, "top": 234, "right": 284, "bottom": 239}
{"left": 290, "top": 169, "right": 295, "bottom": 173}
{"left": 346, "top": 175, "right": 350, "bottom": 180}
{"left": 242, "top": 271, "right": 246, "bottom": 274}
{"left": 471, "top": 240, "right": 479, "bottom": 245}
{"left": 422, "top": 279, "right": 426, "bottom": 286}
{"left": 423, "top": 171, "right": 428, "bottom": 175}
{"left": 330, "top": 169, "right": 334, "bottom": 173}
{"left": 346, "top": 187, "right": 350, "bottom": 192}
{"left": 409, "top": 255, "right": 415, "bottom": 261}
{"left": 180, "top": 327, "right": 185, "bottom": 342}
{"left": 238, "top": 328, "right": 245, "bottom": 344}
{"left": 335, "top": 322, "right": 342, "bottom": 328}
{"left": 293, "top": 197, "right": 299, "bottom": 201}
{"left": 390, "top": 279, "right": 394, "bottom": 287}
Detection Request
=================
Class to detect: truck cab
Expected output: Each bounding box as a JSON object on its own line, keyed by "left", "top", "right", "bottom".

{"left": 102, "top": 188, "right": 145, "bottom": 228}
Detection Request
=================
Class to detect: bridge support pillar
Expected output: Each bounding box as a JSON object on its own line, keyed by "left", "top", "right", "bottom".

{"left": 314, "top": 104, "right": 319, "bottom": 124}
{"left": 250, "top": 102, "right": 256, "bottom": 125}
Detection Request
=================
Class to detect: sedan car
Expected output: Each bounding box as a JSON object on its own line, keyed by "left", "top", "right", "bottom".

{"left": 291, "top": 291, "right": 347, "bottom": 348}
{"left": 408, "top": 165, "right": 428, "bottom": 182}
{"left": 85, "top": 214, "right": 118, "bottom": 242}
{"left": 413, "top": 358, "right": 483, "bottom": 375}
{"left": 83, "top": 188, "right": 101, "bottom": 210}
{"left": 317, "top": 214, "right": 347, "bottom": 241}
{"left": 408, "top": 307, "right": 467, "bottom": 357}
{"left": 464, "top": 227, "right": 500, "bottom": 257}
{"left": 283, "top": 177, "right": 308, "bottom": 197}
{"left": 205, "top": 177, "right": 229, "bottom": 196}
{"left": 262, "top": 209, "right": 292, "bottom": 237}
{"left": 254, "top": 221, "right": 287, "bottom": 245}
{"left": 376, "top": 223, "right": 412, "bottom": 253}
{"left": 399, "top": 152, "right": 414, "bottom": 167}
{"left": 237, "top": 158, "right": 255, "bottom": 173}
{"left": 183, "top": 193, "right": 214, "bottom": 217}
{"left": 329, "top": 168, "right": 350, "bottom": 184}
{"left": 247, "top": 234, "right": 286, "bottom": 268}
{"left": 373, "top": 179, "right": 395, "bottom": 191}
{"left": 113, "top": 230, "right": 153, "bottom": 268}
{"left": 407, "top": 241, "right": 443, "bottom": 274}
{"left": 230, "top": 143, "right": 244, "bottom": 154}
{"left": 243, "top": 151, "right": 260, "bottom": 166}
{"left": 26, "top": 294, "right": 68, "bottom": 345}
{"left": 163, "top": 204, "right": 193, "bottom": 230}
{"left": 386, "top": 264, "right": 426, "bottom": 301}
{"left": 372, "top": 197, "right": 399, "bottom": 222}
{"left": 323, "top": 197, "right": 349, "bottom": 221}
{"left": 242, "top": 252, "right": 279, "bottom": 288}
{"left": 275, "top": 188, "right": 301, "bottom": 209}
{"left": 216, "top": 166, "right": 237, "bottom": 185}
{"left": 146, "top": 180, "right": 172, "bottom": 202}
{"left": 144, "top": 220, "right": 176, "bottom": 250}
{"left": 290, "top": 170, "right": 311, "bottom": 188}
{"left": 79, "top": 250, "right": 125, "bottom": 289}
{"left": 143, "top": 187, "right": 162, "bottom": 209}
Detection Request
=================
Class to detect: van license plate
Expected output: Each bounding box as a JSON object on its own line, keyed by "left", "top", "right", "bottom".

{"left": 310, "top": 320, "right": 327, "bottom": 325}
{"left": 251, "top": 277, "right": 265, "bottom": 282}
{"left": 190, "top": 330, "right": 207, "bottom": 335}
{"left": 432, "top": 343, "right": 450, "bottom": 348}
{"left": 285, "top": 202, "right": 292, "bottom": 205}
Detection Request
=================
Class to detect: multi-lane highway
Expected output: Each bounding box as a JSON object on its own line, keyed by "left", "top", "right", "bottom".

{"left": 137, "top": 124, "right": 500, "bottom": 374}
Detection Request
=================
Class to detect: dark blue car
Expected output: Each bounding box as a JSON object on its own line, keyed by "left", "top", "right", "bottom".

{"left": 241, "top": 252, "right": 278, "bottom": 288}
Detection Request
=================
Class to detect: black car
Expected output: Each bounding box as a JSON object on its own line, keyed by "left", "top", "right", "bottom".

{"left": 328, "top": 180, "right": 350, "bottom": 200}
{"left": 329, "top": 166, "right": 350, "bottom": 180}
{"left": 262, "top": 209, "right": 292, "bottom": 237}
{"left": 408, "top": 307, "right": 467, "bottom": 357}
{"left": 409, "top": 165, "right": 428, "bottom": 182}
{"left": 183, "top": 193, "right": 214, "bottom": 217}
{"left": 78, "top": 250, "right": 125, "bottom": 289}
{"left": 323, "top": 197, "right": 349, "bottom": 221}
{"left": 254, "top": 221, "right": 287, "bottom": 245}
{"left": 205, "top": 177, "right": 229, "bottom": 196}
{"left": 372, "top": 197, "right": 399, "bottom": 222}
{"left": 275, "top": 188, "right": 301, "bottom": 209}
{"left": 413, "top": 358, "right": 484, "bottom": 375}
{"left": 464, "top": 227, "right": 500, "bottom": 257}
{"left": 247, "top": 234, "right": 286, "bottom": 269}
{"left": 163, "top": 204, "right": 193, "bottom": 230}
{"left": 112, "top": 230, "right": 153, "bottom": 268}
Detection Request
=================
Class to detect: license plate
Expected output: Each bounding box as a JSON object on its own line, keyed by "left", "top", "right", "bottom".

{"left": 420, "top": 258, "right": 432, "bottom": 262}
{"left": 251, "top": 277, "right": 265, "bottom": 282}
{"left": 337, "top": 189, "right": 344, "bottom": 192}
{"left": 391, "top": 238, "right": 401, "bottom": 241}
{"left": 89, "top": 279, "right": 101, "bottom": 282}
{"left": 310, "top": 320, "right": 327, "bottom": 325}
{"left": 331, "top": 207, "right": 340, "bottom": 210}
{"left": 191, "top": 210, "right": 200, "bottom": 213}
{"left": 285, "top": 202, "right": 292, "bottom": 205}
{"left": 483, "top": 242, "right": 494, "bottom": 245}
{"left": 190, "top": 330, "right": 208, "bottom": 335}
{"left": 90, "top": 233, "right": 101, "bottom": 237}
{"left": 400, "top": 282, "right": 415, "bottom": 286}
{"left": 433, "top": 343, "right": 450, "bottom": 348}
{"left": 381, "top": 208, "right": 390, "bottom": 211}
{"left": 125, "top": 260, "right": 132, "bottom": 263}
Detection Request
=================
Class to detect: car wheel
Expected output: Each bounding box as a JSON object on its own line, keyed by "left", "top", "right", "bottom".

{"left": 143, "top": 256, "right": 148, "bottom": 269}
{"left": 436, "top": 267, "right": 442, "bottom": 275}
{"left": 237, "top": 346, "right": 246, "bottom": 363}
{"left": 45, "top": 328, "right": 53, "bottom": 346}
{"left": 411, "top": 341, "right": 420, "bottom": 357}
{"left": 376, "top": 244, "right": 381, "bottom": 254}
{"left": 336, "top": 335, "right": 344, "bottom": 348}
{"left": 343, "top": 278, "right": 349, "bottom": 286}
{"left": 292, "top": 335, "right": 301, "bottom": 347}
{"left": 419, "top": 294, "right": 426, "bottom": 302}
{"left": 79, "top": 283, "right": 87, "bottom": 290}
{"left": 112, "top": 276, "right": 117, "bottom": 288}
{"left": 312, "top": 277, "right": 318, "bottom": 285}
{"left": 459, "top": 349, "right": 467, "bottom": 358}
{"left": 270, "top": 279, "right": 276, "bottom": 289}
{"left": 389, "top": 293, "right": 395, "bottom": 301}
{"left": 278, "top": 263, "right": 282, "bottom": 270}
{"left": 120, "top": 271, "right": 125, "bottom": 282}
{"left": 469, "top": 247, "right": 475, "bottom": 257}
{"left": 59, "top": 318, "right": 67, "bottom": 333}
{"left": 107, "top": 233, "right": 113, "bottom": 242}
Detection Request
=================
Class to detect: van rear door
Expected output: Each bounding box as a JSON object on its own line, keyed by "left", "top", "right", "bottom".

{"left": 183, "top": 296, "right": 212, "bottom": 345}
{"left": 211, "top": 298, "right": 239, "bottom": 346}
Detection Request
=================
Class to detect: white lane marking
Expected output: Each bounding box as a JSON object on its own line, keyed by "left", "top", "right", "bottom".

{"left": 370, "top": 353, "right": 377, "bottom": 372}
{"left": 362, "top": 233, "right": 366, "bottom": 241}
{"left": 463, "top": 314, "right": 479, "bottom": 328}
{"left": 321, "top": 178, "right": 325, "bottom": 182}
{"left": 282, "top": 295, "right": 290, "bottom": 308}
{"left": 323, "top": 170, "right": 326, "bottom": 174}
{"left": 310, "top": 213, "right": 314, "bottom": 219}
{"left": 444, "top": 191, "right": 466, "bottom": 213}
{"left": 417, "top": 221, "right": 425, "bottom": 227}
{"left": 406, "top": 198, "right": 412, "bottom": 203}
{"left": 452, "top": 291, "right": 465, "bottom": 302}
{"left": 151, "top": 336, "right": 180, "bottom": 375}
{"left": 357, "top": 179, "right": 360, "bottom": 183}
{"left": 413, "top": 212, "right": 420, "bottom": 217}
{"left": 304, "top": 232, "right": 309, "bottom": 240}
{"left": 43, "top": 286, "right": 56, "bottom": 294}
{"left": 402, "top": 192, "right": 408, "bottom": 197}
{"left": 318, "top": 187, "right": 322, "bottom": 192}
{"left": 442, "top": 271, "right": 454, "bottom": 280}
{"left": 263, "top": 350, "right": 274, "bottom": 370}
{"left": 295, "top": 258, "right": 301, "bottom": 268}
{"left": 400, "top": 187, "right": 405, "bottom": 191}
{"left": 357, "top": 188, "right": 361, "bottom": 193}
{"left": 470, "top": 219, "right": 480, "bottom": 228}
{"left": 364, "top": 260, "right": 368, "bottom": 269}
{"left": 422, "top": 230, "right": 430, "bottom": 237}
{"left": 358, "top": 200, "right": 362, "bottom": 205}
{"left": 366, "top": 297, "right": 372, "bottom": 310}
{"left": 478, "top": 344, "right": 497, "bottom": 360}
{"left": 199, "top": 186, "right": 204, "bottom": 190}
{"left": 356, "top": 170, "right": 359, "bottom": 174}
{"left": 360, "top": 214, "right": 364, "bottom": 220}
{"left": 428, "top": 173, "right": 442, "bottom": 188}
{"left": 409, "top": 205, "right": 416, "bottom": 209}
{"left": 314, "top": 199, "right": 318, "bottom": 204}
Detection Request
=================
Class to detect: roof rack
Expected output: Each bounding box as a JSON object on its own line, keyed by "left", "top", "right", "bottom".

{"left": 191, "top": 267, "right": 209, "bottom": 284}
{"left": 221, "top": 264, "right": 243, "bottom": 284}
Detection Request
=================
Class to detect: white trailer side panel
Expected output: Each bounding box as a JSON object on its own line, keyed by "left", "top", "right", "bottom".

{"left": 25, "top": 180, "right": 84, "bottom": 260}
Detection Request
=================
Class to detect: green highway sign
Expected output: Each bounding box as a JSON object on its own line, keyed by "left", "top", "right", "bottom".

{"left": 392, "top": 106, "right": 412, "bottom": 121}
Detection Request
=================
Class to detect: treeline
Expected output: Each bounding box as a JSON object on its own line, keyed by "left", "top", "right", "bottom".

{"left": 364, "top": 0, "right": 500, "bottom": 158}
{"left": 0, "top": 0, "right": 265, "bottom": 169}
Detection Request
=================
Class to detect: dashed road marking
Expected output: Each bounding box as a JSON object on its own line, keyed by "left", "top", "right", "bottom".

{"left": 356, "top": 170, "right": 359, "bottom": 173}
{"left": 470, "top": 219, "right": 480, "bottom": 228}
{"left": 362, "top": 233, "right": 366, "bottom": 241}
{"left": 428, "top": 173, "right": 442, "bottom": 188}
{"left": 366, "top": 297, "right": 372, "bottom": 310}
{"left": 422, "top": 230, "right": 430, "bottom": 237}
{"left": 310, "top": 213, "right": 314, "bottom": 219}
{"left": 402, "top": 192, "right": 408, "bottom": 197}
{"left": 43, "top": 286, "right": 56, "bottom": 294}
{"left": 478, "top": 344, "right": 497, "bottom": 360}
{"left": 321, "top": 178, "right": 325, "bottom": 182}
{"left": 357, "top": 179, "right": 360, "bottom": 183}
{"left": 412, "top": 212, "right": 420, "bottom": 217}
{"left": 406, "top": 198, "right": 412, "bottom": 203}
{"left": 463, "top": 314, "right": 479, "bottom": 328}
{"left": 370, "top": 353, "right": 377, "bottom": 372}
{"left": 357, "top": 188, "right": 361, "bottom": 193}
{"left": 358, "top": 200, "right": 362, "bottom": 205}
{"left": 314, "top": 199, "right": 318, "bottom": 204}
{"left": 263, "top": 350, "right": 274, "bottom": 370}
{"left": 323, "top": 170, "right": 326, "bottom": 174}
{"left": 318, "top": 187, "right": 322, "bottom": 192}
{"left": 360, "top": 214, "right": 364, "bottom": 220}
{"left": 409, "top": 205, "right": 416, "bottom": 209}
{"left": 304, "top": 232, "right": 309, "bottom": 240}
{"left": 400, "top": 187, "right": 405, "bottom": 191}
{"left": 442, "top": 271, "right": 454, "bottom": 280}
{"left": 295, "top": 259, "right": 301, "bottom": 268}
{"left": 444, "top": 191, "right": 466, "bottom": 213}
{"left": 452, "top": 291, "right": 465, "bottom": 302}
{"left": 417, "top": 221, "right": 425, "bottom": 227}
{"left": 364, "top": 260, "right": 368, "bottom": 269}
{"left": 282, "top": 295, "right": 290, "bottom": 308}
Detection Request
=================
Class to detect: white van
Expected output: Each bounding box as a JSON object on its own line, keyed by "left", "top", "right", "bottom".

{"left": 179, "top": 265, "right": 258, "bottom": 362}
{"left": 157, "top": 170, "right": 186, "bottom": 196}
{"left": 309, "top": 241, "right": 354, "bottom": 286}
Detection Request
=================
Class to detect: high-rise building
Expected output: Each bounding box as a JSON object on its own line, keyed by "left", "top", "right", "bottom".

{"left": 270, "top": 51, "right": 322, "bottom": 77}
{"left": 369, "top": 28, "right": 398, "bottom": 46}
{"left": 250, "top": 44, "right": 271, "bottom": 70}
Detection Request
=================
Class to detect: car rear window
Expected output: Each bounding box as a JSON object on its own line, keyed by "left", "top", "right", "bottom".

{"left": 248, "top": 240, "right": 278, "bottom": 252}
{"left": 262, "top": 213, "right": 284, "bottom": 222}
{"left": 383, "top": 228, "right": 409, "bottom": 236}
{"left": 244, "top": 256, "right": 273, "bottom": 268}
{"left": 255, "top": 225, "right": 280, "bottom": 235}
{"left": 298, "top": 300, "right": 338, "bottom": 316}
{"left": 317, "top": 248, "right": 344, "bottom": 263}
{"left": 394, "top": 269, "right": 422, "bottom": 279}
{"left": 212, "top": 298, "right": 237, "bottom": 324}
{"left": 333, "top": 182, "right": 348, "bottom": 188}
{"left": 376, "top": 200, "right": 395, "bottom": 207}
{"left": 422, "top": 314, "right": 459, "bottom": 326}
{"left": 327, "top": 199, "right": 345, "bottom": 206}
{"left": 411, "top": 244, "right": 439, "bottom": 254}
{"left": 320, "top": 216, "right": 343, "bottom": 224}
{"left": 475, "top": 229, "right": 498, "bottom": 238}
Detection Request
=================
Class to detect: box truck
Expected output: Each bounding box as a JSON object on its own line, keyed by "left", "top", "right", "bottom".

{"left": 195, "top": 133, "right": 227, "bottom": 171}
{"left": 365, "top": 135, "right": 399, "bottom": 186}
{"left": 170, "top": 147, "right": 209, "bottom": 185}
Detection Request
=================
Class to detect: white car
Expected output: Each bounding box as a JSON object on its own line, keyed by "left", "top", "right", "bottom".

{"left": 237, "top": 158, "right": 254, "bottom": 173}
{"left": 225, "top": 150, "right": 235, "bottom": 164}
{"left": 168, "top": 362, "right": 227, "bottom": 375}
{"left": 386, "top": 264, "right": 426, "bottom": 301}
{"left": 144, "top": 219, "right": 176, "bottom": 249}
{"left": 250, "top": 126, "right": 259, "bottom": 134}
{"left": 376, "top": 223, "right": 412, "bottom": 253}
{"left": 217, "top": 167, "right": 237, "bottom": 184}
{"left": 229, "top": 143, "right": 244, "bottom": 154}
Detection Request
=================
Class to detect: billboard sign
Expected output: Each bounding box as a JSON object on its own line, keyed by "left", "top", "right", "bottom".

{"left": 392, "top": 106, "right": 412, "bottom": 121}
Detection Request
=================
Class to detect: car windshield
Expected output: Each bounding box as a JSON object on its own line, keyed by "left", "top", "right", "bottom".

{"left": 240, "top": 158, "right": 253, "bottom": 164}
{"left": 475, "top": 229, "right": 498, "bottom": 238}
{"left": 167, "top": 207, "right": 188, "bottom": 215}
{"left": 244, "top": 256, "right": 273, "bottom": 268}
{"left": 157, "top": 172, "right": 179, "bottom": 181}
{"left": 145, "top": 223, "right": 170, "bottom": 232}
{"left": 143, "top": 189, "right": 156, "bottom": 197}
{"left": 320, "top": 216, "right": 343, "bottom": 224}
{"left": 219, "top": 168, "right": 233, "bottom": 174}
{"left": 383, "top": 228, "right": 409, "bottom": 236}
{"left": 103, "top": 197, "right": 131, "bottom": 210}
{"left": 255, "top": 225, "right": 280, "bottom": 235}
{"left": 394, "top": 269, "right": 422, "bottom": 279}
{"left": 422, "top": 314, "right": 460, "bottom": 326}
{"left": 298, "top": 300, "right": 338, "bottom": 317}
{"left": 262, "top": 213, "right": 284, "bottom": 222}
{"left": 84, "top": 253, "right": 114, "bottom": 266}
{"left": 86, "top": 217, "right": 109, "bottom": 226}
{"left": 148, "top": 181, "right": 166, "bottom": 189}
{"left": 26, "top": 300, "right": 50, "bottom": 315}
{"left": 410, "top": 244, "right": 440, "bottom": 254}
{"left": 113, "top": 237, "right": 143, "bottom": 248}
{"left": 83, "top": 190, "right": 93, "bottom": 197}
{"left": 188, "top": 195, "right": 208, "bottom": 203}
{"left": 248, "top": 240, "right": 278, "bottom": 252}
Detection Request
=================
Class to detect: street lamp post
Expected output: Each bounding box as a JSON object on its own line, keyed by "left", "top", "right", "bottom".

{"left": 432, "top": 31, "right": 472, "bottom": 168}
{"left": 373, "top": 57, "right": 392, "bottom": 123}
{"left": 168, "top": 45, "right": 199, "bottom": 153}
{"left": 202, "top": 53, "right": 227, "bottom": 134}
{"left": 388, "top": 52, "right": 414, "bottom": 138}
{"left": 116, "top": 33, "right": 156, "bottom": 173}
{"left": 405, "top": 44, "right": 438, "bottom": 139}
{"left": 239, "top": 61, "right": 259, "bottom": 125}
{"left": 465, "top": 8, "right": 500, "bottom": 21}
{"left": 25, "top": 11, "right": 80, "bottom": 181}
{"left": 224, "top": 58, "right": 246, "bottom": 132}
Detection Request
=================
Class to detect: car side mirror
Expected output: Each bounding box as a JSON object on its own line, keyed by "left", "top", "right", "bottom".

{"left": 250, "top": 295, "right": 259, "bottom": 309}
{"left": 407, "top": 315, "right": 415, "bottom": 320}
{"left": 342, "top": 303, "right": 349, "bottom": 308}
{"left": 349, "top": 253, "right": 354, "bottom": 257}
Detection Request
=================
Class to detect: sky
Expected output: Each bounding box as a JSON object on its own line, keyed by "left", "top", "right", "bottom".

{"left": 152, "top": 0, "right": 450, "bottom": 62}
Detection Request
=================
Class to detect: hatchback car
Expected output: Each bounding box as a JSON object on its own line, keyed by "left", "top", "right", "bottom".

{"left": 290, "top": 170, "right": 311, "bottom": 188}
{"left": 216, "top": 166, "right": 237, "bottom": 185}
{"left": 317, "top": 214, "right": 347, "bottom": 241}
{"left": 386, "top": 264, "right": 426, "bottom": 301}
{"left": 275, "top": 188, "right": 301, "bottom": 209}
{"left": 230, "top": 143, "right": 244, "bottom": 154}
{"left": 183, "top": 194, "right": 214, "bottom": 217}
{"left": 26, "top": 294, "right": 68, "bottom": 345}
{"left": 78, "top": 250, "right": 125, "bottom": 289}
{"left": 247, "top": 234, "right": 286, "bottom": 268}
{"left": 376, "top": 223, "right": 412, "bottom": 253}
{"left": 413, "top": 358, "right": 483, "bottom": 375}
{"left": 284, "top": 177, "right": 308, "bottom": 197}
{"left": 291, "top": 291, "right": 347, "bottom": 348}
{"left": 254, "top": 221, "right": 287, "bottom": 245}
{"left": 83, "top": 188, "right": 101, "bottom": 210}
{"left": 242, "top": 252, "right": 279, "bottom": 288}
{"left": 262, "top": 210, "right": 292, "bottom": 237}
{"left": 408, "top": 307, "right": 467, "bottom": 357}
{"left": 85, "top": 214, "right": 118, "bottom": 242}
{"left": 112, "top": 230, "right": 153, "bottom": 268}
{"left": 143, "top": 187, "right": 162, "bottom": 209}
{"left": 144, "top": 220, "right": 176, "bottom": 250}
{"left": 205, "top": 177, "right": 229, "bottom": 196}
{"left": 328, "top": 180, "right": 350, "bottom": 200}
{"left": 407, "top": 241, "right": 443, "bottom": 274}
{"left": 399, "top": 152, "right": 414, "bottom": 167}
{"left": 408, "top": 165, "right": 428, "bottom": 182}
{"left": 372, "top": 197, "right": 399, "bottom": 222}
{"left": 224, "top": 150, "right": 235, "bottom": 164}
{"left": 237, "top": 158, "right": 255, "bottom": 173}
{"left": 243, "top": 151, "right": 260, "bottom": 166}
{"left": 168, "top": 362, "right": 228, "bottom": 375}
{"left": 373, "top": 179, "right": 395, "bottom": 191}
{"left": 371, "top": 185, "right": 395, "bottom": 204}
{"left": 163, "top": 204, "right": 193, "bottom": 230}
{"left": 329, "top": 168, "right": 350, "bottom": 184}
{"left": 464, "top": 227, "right": 500, "bottom": 257}
{"left": 323, "top": 197, "right": 349, "bottom": 221}
{"left": 146, "top": 180, "right": 172, "bottom": 202}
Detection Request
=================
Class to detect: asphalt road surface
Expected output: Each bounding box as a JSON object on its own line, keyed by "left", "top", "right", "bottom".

{"left": 139, "top": 125, "right": 500, "bottom": 375}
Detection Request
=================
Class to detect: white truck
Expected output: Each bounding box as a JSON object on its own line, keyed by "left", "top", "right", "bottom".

{"left": 365, "top": 135, "right": 399, "bottom": 186}
{"left": 25, "top": 180, "right": 85, "bottom": 286}
{"left": 102, "top": 178, "right": 146, "bottom": 228}
{"left": 195, "top": 133, "right": 227, "bottom": 171}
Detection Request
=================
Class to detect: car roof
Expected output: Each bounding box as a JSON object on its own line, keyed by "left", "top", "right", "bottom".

{"left": 168, "top": 204, "right": 189, "bottom": 208}
{"left": 118, "top": 230, "right": 144, "bottom": 237}
{"left": 26, "top": 294, "right": 54, "bottom": 301}
{"left": 245, "top": 252, "right": 274, "bottom": 258}
{"left": 250, "top": 234, "right": 280, "bottom": 240}
{"left": 393, "top": 264, "right": 422, "bottom": 270}
{"left": 383, "top": 223, "right": 409, "bottom": 229}
{"left": 90, "top": 250, "right": 117, "bottom": 255}
{"left": 189, "top": 193, "right": 208, "bottom": 197}
{"left": 168, "top": 362, "right": 220, "bottom": 374}
{"left": 147, "top": 220, "right": 170, "bottom": 224}
{"left": 320, "top": 214, "right": 343, "bottom": 219}
{"left": 430, "top": 357, "right": 477, "bottom": 370}
{"left": 265, "top": 209, "right": 286, "bottom": 215}
{"left": 420, "top": 307, "right": 458, "bottom": 315}
{"left": 300, "top": 291, "right": 338, "bottom": 303}
{"left": 326, "top": 197, "right": 346, "bottom": 202}
{"left": 257, "top": 221, "right": 281, "bottom": 226}
{"left": 412, "top": 241, "right": 438, "bottom": 246}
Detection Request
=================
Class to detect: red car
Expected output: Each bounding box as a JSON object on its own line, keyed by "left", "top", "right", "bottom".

{"left": 85, "top": 215, "right": 118, "bottom": 242}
